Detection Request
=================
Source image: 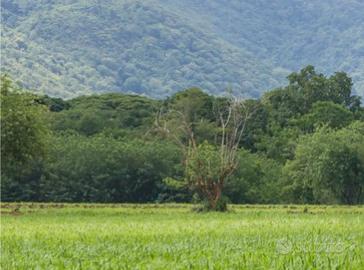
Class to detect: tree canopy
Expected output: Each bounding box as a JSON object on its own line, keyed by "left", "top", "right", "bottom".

{"left": 1, "top": 67, "right": 363, "bottom": 205}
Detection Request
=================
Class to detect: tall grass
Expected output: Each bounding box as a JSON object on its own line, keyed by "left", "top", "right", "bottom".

{"left": 1, "top": 204, "right": 363, "bottom": 269}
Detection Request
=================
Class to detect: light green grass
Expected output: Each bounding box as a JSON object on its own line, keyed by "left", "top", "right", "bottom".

{"left": 1, "top": 203, "right": 363, "bottom": 269}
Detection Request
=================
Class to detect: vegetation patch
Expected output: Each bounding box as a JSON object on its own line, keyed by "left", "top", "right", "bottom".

{"left": 1, "top": 204, "right": 363, "bottom": 269}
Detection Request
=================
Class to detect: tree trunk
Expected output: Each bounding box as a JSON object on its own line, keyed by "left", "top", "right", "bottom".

{"left": 208, "top": 183, "right": 222, "bottom": 210}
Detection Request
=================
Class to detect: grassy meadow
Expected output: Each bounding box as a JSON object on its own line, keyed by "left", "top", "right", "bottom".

{"left": 1, "top": 203, "right": 363, "bottom": 269}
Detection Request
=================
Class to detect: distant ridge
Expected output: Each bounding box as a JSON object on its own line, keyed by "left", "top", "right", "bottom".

{"left": 1, "top": 0, "right": 363, "bottom": 98}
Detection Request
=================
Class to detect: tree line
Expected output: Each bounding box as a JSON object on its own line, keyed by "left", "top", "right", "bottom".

{"left": 1, "top": 66, "right": 364, "bottom": 207}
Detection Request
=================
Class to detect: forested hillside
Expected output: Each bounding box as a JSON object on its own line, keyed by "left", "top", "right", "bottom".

{"left": 164, "top": 0, "right": 364, "bottom": 94}
{"left": 2, "top": 0, "right": 364, "bottom": 98}
{"left": 2, "top": 67, "right": 364, "bottom": 204}
{"left": 1, "top": 0, "right": 285, "bottom": 98}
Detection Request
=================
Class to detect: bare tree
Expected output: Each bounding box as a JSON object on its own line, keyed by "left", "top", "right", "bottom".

{"left": 155, "top": 95, "right": 251, "bottom": 211}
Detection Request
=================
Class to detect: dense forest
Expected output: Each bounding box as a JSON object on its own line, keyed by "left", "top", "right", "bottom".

{"left": 2, "top": 0, "right": 364, "bottom": 98}
{"left": 1, "top": 66, "right": 364, "bottom": 204}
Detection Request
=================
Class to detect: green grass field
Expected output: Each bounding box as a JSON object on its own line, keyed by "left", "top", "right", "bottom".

{"left": 1, "top": 203, "right": 363, "bottom": 269}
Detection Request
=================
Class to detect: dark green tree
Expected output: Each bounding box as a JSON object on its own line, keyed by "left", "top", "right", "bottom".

{"left": 293, "top": 101, "right": 354, "bottom": 133}
{"left": 283, "top": 122, "right": 364, "bottom": 204}
{"left": 1, "top": 75, "right": 49, "bottom": 201}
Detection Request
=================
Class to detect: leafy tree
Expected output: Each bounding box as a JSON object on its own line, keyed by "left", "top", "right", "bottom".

{"left": 327, "top": 72, "right": 358, "bottom": 109}
{"left": 1, "top": 75, "right": 49, "bottom": 201}
{"left": 0, "top": 75, "right": 49, "bottom": 175}
{"left": 167, "top": 88, "right": 215, "bottom": 121}
{"left": 262, "top": 86, "right": 304, "bottom": 127}
{"left": 37, "top": 95, "right": 71, "bottom": 112}
{"left": 158, "top": 93, "right": 250, "bottom": 211}
{"left": 40, "top": 134, "right": 182, "bottom": 202}
{"left": 51, "top": 93, "right": 159, "bottom": 137}
{"left": 225, "top": 150, "right": 282, "bottom": 204}
{"left": 78, "top": 112, "right": 105, "bottom": 136}
{"left": 1, "top": 67, "right": 363, "bottom": 205}
{"left": 264, "top": 66, "right": 360, "bottom": 127}
{"left": 288, "top": 65, "right": 327, "bottom": 111}
{"left": 240, "top": 99, "right": 269, "bottom": 151}
{"left": 292, "top": 101, "right": 354, "bottom": 133}
{"left": 283, "top": 122, "right": 364, "bottom": 204}
{"left": 256, "top": 126, "right": 301, "bottom": 162}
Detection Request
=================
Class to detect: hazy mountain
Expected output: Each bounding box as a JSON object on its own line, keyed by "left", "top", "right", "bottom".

{"left": 166, "top": 0, "right": 364, "bottom": 94}
{"left": 1, "top": 0, "right": 363, "bottom": 98}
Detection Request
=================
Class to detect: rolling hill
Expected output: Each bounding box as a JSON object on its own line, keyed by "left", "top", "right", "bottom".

{"left": 1, "top": 0, "right": 363, "bottom": 98}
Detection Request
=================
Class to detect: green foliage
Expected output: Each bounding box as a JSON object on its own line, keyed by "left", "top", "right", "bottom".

{"left": 2, "top": 132, "right": 184, "bottom": 203}
{"left": 39, "top": 134, "right": 182, "bottom": 202}
{"left": 51, "top": 93, "right": 159, "bottom": 137}
{"left": 287, "top": 67, "right": 357, "bottom": 110}
{"left": 166, "top": 0, "right": 364, "bottom": 97}
{"left": 168, "top": 88, "right": 215, "bottom": 122}
{"left": 240, "top": 99, "right": 269, "bottom": 151}
{"left": 225, "top": 150, "right": 283, "bottom": 204}
{"left": 0, "top": 75, "right": 49, "bottom": 176}
{"left": 259, "top": 66, "right": 361, "bottom": 163}
{"left": 160, "top": 88, "right": 219, "bottom": 146}
{"left": 1, "top": 67, "right": 363, "bottom": 204}
{"left": 185, "top": 142, "right": 221, "bottom": 187}
{"left": 283, "top": 122, "right": 364, "bottom": 204}
{"left": 1, "top": 0, "right": 285, "bottom": 98}
{"left": 263, "top": 66, "right": 360, "bottom": 125}
{"left": 37, "top": 95, "right": 71, "bottom": 112}
{"left": 3, "top": 0, "right": 364, "bottom": 98}
{"left": 292, "top": 101, "right": 354, "bottom": 132}
{"left": 257, "top": 126, "right": 301, "bottom": 162}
